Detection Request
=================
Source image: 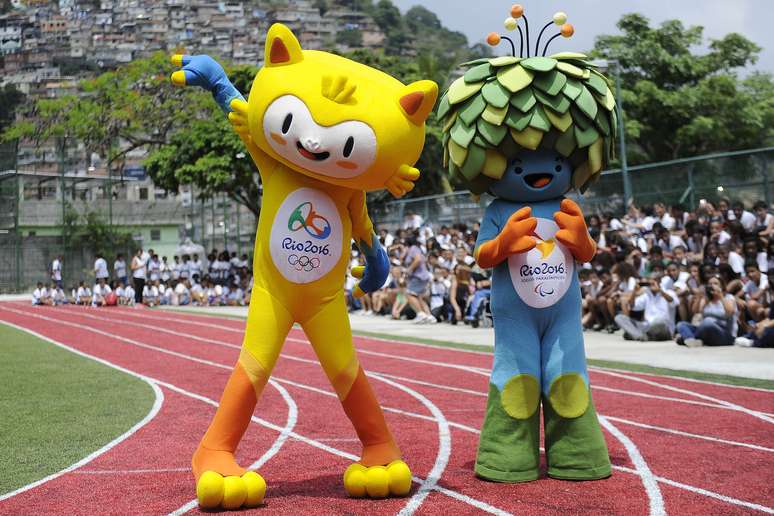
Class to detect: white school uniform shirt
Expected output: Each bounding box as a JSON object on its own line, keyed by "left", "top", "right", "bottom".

{"left": 114, "top": 259, "right": 127, "bottom": 278}
{"left": 661, "top": 272, "right": 690, "bottom": 292}
{"left": 77, "top": 286, "right": 90, "bottom": 299}
{"left": 738, "top": 210, "right": 756, "bottom": 232}
{"left": 93, "top": 283, "right": 111, "bottom": 297}
{"left": 143, "top": 284, "right": 159, "bottom": 300}
{"left": 94, "top": 257, "right": 109, "bottom": 279}
{"left": 660, "top": 213, "right": 676, "bottom": 230}
{"left": 148, "top": 258, "right": 161, "bottom": 281}
{"left": 51, "top": 259, "right": 62, "bottom": 281}
{"left": 743, "top": 275, "right": 769, "bottom": 298}
{"left": 115, "top": 286, "right": 125, "bottom": 298}
{"left": 635, "top": 289, "right": 679, "bottom": 333}
{"left": 32, "top": 288, "right": 43, "bottom": 305}
{"left": 132, "top": 255, "right": 146, "bottom": 279}
{"left": 124, "top": 285, "right": 135, "bottom": 300}
{"left": 727, "top": 251, "right": 745, "bottom": 275}
{"left": 190, "top": 259, "right": 202, "bottom": 278}
{"left": 160, "top": 261, "right": 171, "bottom": 281}
{"left": 179, "top": 262, "right": 190, "bottom": 279}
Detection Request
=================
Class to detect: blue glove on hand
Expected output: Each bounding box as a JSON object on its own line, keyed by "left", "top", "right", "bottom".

{"left": 170, "top": 54, "right": 245, "bottom": 113}
{"left": 352, "top": 234, "right": 390, "bottom": 298}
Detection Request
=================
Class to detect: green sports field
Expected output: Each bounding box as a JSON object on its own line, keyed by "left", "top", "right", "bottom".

{"left": 0, "top": 324, "right": 155, "bottom": 494}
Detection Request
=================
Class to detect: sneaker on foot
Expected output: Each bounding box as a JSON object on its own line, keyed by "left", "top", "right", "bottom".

{"left": 684, "top": 338, "right": 703, "bottom": 348}
{"left": 734, "top": 337, "right": 754, "bottom": 347}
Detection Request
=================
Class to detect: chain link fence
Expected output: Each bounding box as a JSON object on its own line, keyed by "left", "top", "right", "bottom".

{"left": 371, "top": 147, "right": 774, "bottom": 228}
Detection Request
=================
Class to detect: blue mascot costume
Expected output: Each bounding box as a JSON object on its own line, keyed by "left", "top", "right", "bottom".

{"left": 439, "top": 5, "right": 616, "bottom": 482}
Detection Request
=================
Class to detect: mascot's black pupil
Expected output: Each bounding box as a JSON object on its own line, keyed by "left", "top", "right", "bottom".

{"left": 281, "top": 113, "right": 292, "bottom": 134}
{"left": 343, "top": 136, "right": 355, "bottom": 158}
{"left": 555, "top": 165, "right": 562, "bottom": 172}
{"left": 514, "top": 167, "right": 523, "bottom": 174}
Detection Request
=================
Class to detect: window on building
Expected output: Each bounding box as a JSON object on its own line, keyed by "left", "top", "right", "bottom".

{"left": 139, "top": 187, "right": 148, "bottom": 200}
{"left": 150, "top": 229, "right": 161, "bottom": 241}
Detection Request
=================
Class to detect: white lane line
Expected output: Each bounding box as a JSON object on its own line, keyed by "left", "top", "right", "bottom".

{"left": 614, "top": 465, "right": 774, "bottom": 514}
{"left": 156, "top": 381, "right": 510, "bottom": 516}
{"left": 591, "top": 365, "right": 774, "bottom": 393}
{"left": 7, "top": 308, "right": 771, "bottom": 514}
{"left": 368, "top": 373, "right": 451, "bottom": 516}
{"left": 73, "top": 468, "right": 190, "bottom": 475}
{"left": 604, "top": 416, "right": 774, "bottom": 453}
{"left": 0, "top": 307, "right": 511, "bottom": 515}
{"left": 55, "top": 307, "right": 765, "bottom": 420}
{"left": 598, "top": 416, "right": 665, "bottom": 516}
{"left": 594, "top": 369, "right": 774, "bottom": 425}
{"left": 23, "top": 307, "right": 770, "bottom": 454}
{"left": 0, "top": 322, "right": 165, "bottom": 503}
{"left": 168, "top": 379, "right": 299, "bottom": 516}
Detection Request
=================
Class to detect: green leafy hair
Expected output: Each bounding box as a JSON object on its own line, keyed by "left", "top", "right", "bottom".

{"left": 438, "top": 52, "right": 618, "bottom": 195}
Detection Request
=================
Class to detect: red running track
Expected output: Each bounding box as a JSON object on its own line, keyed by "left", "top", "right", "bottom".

{"left": 0, "top": 302, "right": 772, "bottom": 515}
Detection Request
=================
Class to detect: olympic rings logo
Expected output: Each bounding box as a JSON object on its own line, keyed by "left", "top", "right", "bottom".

{"left": 288, "top": 254, "right": 321, "bottom": 272}
{"left": 288, "top": 201, "right": 332, "bottom": 240}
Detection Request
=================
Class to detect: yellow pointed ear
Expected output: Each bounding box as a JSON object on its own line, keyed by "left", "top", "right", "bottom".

{"left": 397, "top": 80, "right": 438, "bottom": 126}
{"left": 264, "top": 23, "right": 303, "bottom": 67}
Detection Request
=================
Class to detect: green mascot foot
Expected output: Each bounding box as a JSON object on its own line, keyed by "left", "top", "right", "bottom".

{"left": 543, "top": 375, "right": 611, "bottom": 480}
{"left": 475, "top": 379, "right": 541, "bottom": 482}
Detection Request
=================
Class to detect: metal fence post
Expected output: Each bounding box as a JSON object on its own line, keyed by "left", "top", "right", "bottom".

{"left": 614, "top": 61, "right": 632, "bottom": 208}
{"left": 59, "top": 136, "right": 67, "bottom": 284}
{"left": 14, "top": 140, "right": 21, "bottom": 292}
{"left": 688, "top": 164, "right": 696, "bottom": 211}
{"left": 761, "top": 155, "right": 771, "bottom": 207}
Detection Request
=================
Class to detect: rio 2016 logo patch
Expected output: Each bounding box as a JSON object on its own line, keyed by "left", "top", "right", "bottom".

{"left": 270, "top": 188, "right": 343, "bottom": 284}
{"left": 508, "top": 217, "right": 573, "bottom": 308}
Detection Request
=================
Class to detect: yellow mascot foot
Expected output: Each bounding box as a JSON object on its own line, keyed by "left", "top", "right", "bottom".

{"left": 196, "top": 470, "right": 266, "bottom": 510}
{"left": 343, "top": 460, "right": 412, "bottom": 498}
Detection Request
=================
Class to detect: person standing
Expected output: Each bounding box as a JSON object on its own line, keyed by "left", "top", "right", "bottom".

{"left": 51, "top": 255, "right": 63, "bottom": 289}
{"left": 94, "top": 253, "right": 109, "bottom": 282}
{"left": 114, "top": 253, "right": 127, "bottom": 286}
{"left": 131, "top": 248, "right": 147, "bottom": 305}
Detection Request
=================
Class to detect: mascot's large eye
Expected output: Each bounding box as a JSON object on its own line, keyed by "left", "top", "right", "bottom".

{"left": 514, "top": 167, "right": 523, "bottom": 174}
{"left": 555, "top": 165, "right": 562, "bottom": 172}
{"left": 343, "top": 136, "right": 355, "bottom": 158}
{"left": 281, "top": 113, "right": 293, "bottom": 134}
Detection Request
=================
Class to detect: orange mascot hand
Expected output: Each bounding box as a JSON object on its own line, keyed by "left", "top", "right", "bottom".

{"left": 553, "top": 199, "right": 596, "bottom": 263}
{"left": 476, "top": 207, "right": 537, "bottom": 268}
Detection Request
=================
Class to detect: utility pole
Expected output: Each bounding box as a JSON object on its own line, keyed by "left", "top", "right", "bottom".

{"left": 59, "top": 136, "right": 67, "bottom": 281}
{"left": 613, "top": 60, "right": 632, "bottom": 209}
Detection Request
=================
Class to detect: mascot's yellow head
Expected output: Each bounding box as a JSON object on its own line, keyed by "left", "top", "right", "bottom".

{"left": 247, "top": 24, "right": 438, "bottom": 191}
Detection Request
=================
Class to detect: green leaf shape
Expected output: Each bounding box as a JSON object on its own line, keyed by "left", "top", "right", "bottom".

{"left": 459, "top": 57, "right": 491, "bottom": 67}
{"left": 504, "top": 107, "right": 532, "bottom": 131}
{"left": 509, "top": 87, "right": 537, "bottom": 112}
{"left": 569, "top": 105, "right": 593, "bottom": 130}
{"left": 436, "top": 93, "right": 451, "bottom": 120}
{"left": 549, "top": 52, "right": 588, "bottom": 60}
{"left": 555, "top": 127, "right": 576, "bottom": 156}
{"left": 481, "top": 80, "right": 511, "bottom": 109}
{"left": 460, "top": 144, "right": 486, "bottom": 179}
{"left": 458, "top": 94, "right": 487, "bottom": 125}
{"left": 510, "top": 126, "right": 543, "bottom": 150}
{"left": 574, "top": 124, "right": 600, "bottom": 148}
{"left": 529, "top": 105, "right": 551, "bottom": 132}
{"left": 447, "top": 77, "right": 484, "bottom": 105}
{"left": 442, "top": 111, "right": 458, "bottom": 133}
{"left": 477, "top": 118, "right": 508, "bottom": 146}
{"left": 563, "top": 78, "right": 583, "bottom": 100}
{"left": 464, "top": 63, "right": 495, "bottom": 83}
{"left": 482, "top": 149, "right": 507, "bottom": 179}
{"left": 481, "top": 103, "right": 508, "bottom": 125}
{"left": 496, "top": 64, "right": 534, "bottom": 93}
{"left": 556, "top": 61, "right": 584, "bottom": 78}
{"left": 545, "top": 108, "right": 573, "bottom": 132}
{"left": 533, "top": 70, "right": 567, "bottom": 97}
{"left": 594, "top": 110, "right": 610, "bottom": 136}
{"left": 450, "top": 119, "right": 476, "bottom": 147}
{"left": 448, "top": 138, "right": 468, "bottom": 166}
{"left": 489, "top": 56, "right": 520, "bottom": 67}
{"left": 574, "top": 85, "right": 599, "bottom": 120}
{"left": 586, "top": 73, "right": 609, "bottom": 96}
{"left": 534, "top": 88, "right": 571, "bottom": 113}
{"left": 593, "top": 88, "right": 616, "bottom": 111}
{"left": 520, "top": 57, "right": 557, "bottom": 72}
{"left": 473, "top": 134, "right": 489, "bottom": 147}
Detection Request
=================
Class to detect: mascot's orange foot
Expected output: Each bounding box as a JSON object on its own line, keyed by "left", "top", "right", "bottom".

{"left": 343, "top": 460, "right": 412, "bottom": 498}
{"left": 196, "top": 470, "right": 266, "bottom": 510}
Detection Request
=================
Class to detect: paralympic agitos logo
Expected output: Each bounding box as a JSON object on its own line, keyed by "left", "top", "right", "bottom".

{"left": 518, "top": 229, "right": 565, "bottom": 297}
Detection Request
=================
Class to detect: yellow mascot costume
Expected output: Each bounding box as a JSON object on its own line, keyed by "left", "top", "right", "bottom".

{"left": 170, "top": 23, "right": 438, "bottom": 509}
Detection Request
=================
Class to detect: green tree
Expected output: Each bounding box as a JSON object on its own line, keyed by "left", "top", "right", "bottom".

{"left": 0, "top": 84, "right": 25, "bottom": 134}
{"left": 592, "top": 14, "right": 774, "bottom": 163}
{"left": 336, "top": 28, "right": 364, "bottom": 48}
